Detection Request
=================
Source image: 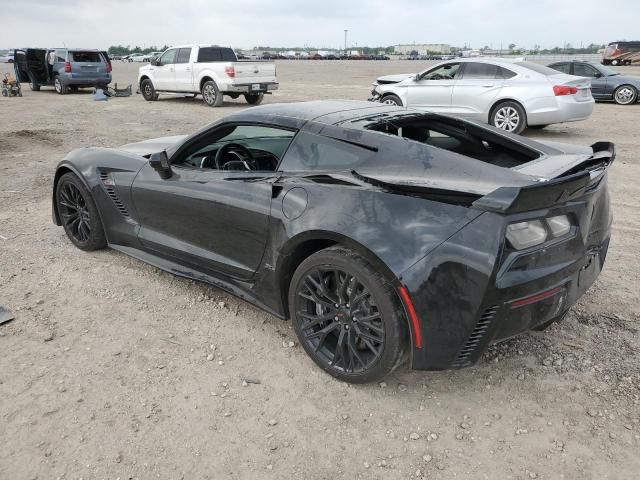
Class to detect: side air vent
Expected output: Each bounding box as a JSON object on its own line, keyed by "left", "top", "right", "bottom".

{"left": 452, "top": 305, "right": 499, "bottom": 368}
{"left": 100, "top": 172, "right": 129, "bottom": 217}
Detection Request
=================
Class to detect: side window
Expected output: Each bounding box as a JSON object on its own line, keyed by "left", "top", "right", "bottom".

{"left": 461, "top": 63, "right": 499, "bottom": 79}
{"left": 178, "top": 124, "right": 296, "bottom": 171}
{"left": 197, "top": 47, "right": 222, "bottom": 62}
{"left": 281, "top": 132, "right": 374, "bottom": 172}
{"left": 176, "top": 48, "right": 192, "bottom": 64}
{"left": 550, "top": 63, "right": 571, "bottom": 74}
{"left": 159, "top": 49, "right": 177, "bottom": 65}
{"left": 54, "top": 50, "right": 66, "bottom": 63}
{"left": 497, "top": 67, "right": 517, "bottom": 79}
{"left": 420, "top": 63, "right": 461, "bottom": 81}
{"left": 573, "top": 64, "right": 598, "bottom": 78}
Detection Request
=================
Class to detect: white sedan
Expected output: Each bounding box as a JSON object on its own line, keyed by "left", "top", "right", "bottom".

{"left": 369, "top": 58, "right": 594, "bottom": 133}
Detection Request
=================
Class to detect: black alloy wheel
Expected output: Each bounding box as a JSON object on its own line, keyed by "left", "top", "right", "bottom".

{"left": 56, "top": 173, "right": 106, "bottom": 251}
{"left": 289, "top": 247, "right": 406, "bottom": 383}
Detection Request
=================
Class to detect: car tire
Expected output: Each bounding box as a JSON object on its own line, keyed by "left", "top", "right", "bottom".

{"left": 288, "top": 246, "right": 407, "bottom": 383}
{"left": 56, "top": 173, "right": 107, "bottom": 251}
{"left": 613, "top": 85, "right": 637, "bottom": 105}
{"left": 201, "top": 80, "right": 223, "bottom": 107}
{"left": 54, "top": 76, "right": 68, "bottom": 95}
{"left": 611, "top": 60, "right": 619, "bottom": 66}
{"left": 141, "top": 79, "right": 158, "bottom": 101}
{"left": 380, "top": 94, "right": 403, "bottom": 106}
{"left": 244, "top": 92, "right": 264, "bottom": 105}
{"left": 490, "top": 101, "right": 527, "bottom": 134}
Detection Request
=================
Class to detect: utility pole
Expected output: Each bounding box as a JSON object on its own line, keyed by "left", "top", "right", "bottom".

{"left": 344, "top": 29, "right": 348, "bottom": 54}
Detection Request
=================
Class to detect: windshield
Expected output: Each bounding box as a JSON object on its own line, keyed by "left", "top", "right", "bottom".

{"left": 597, "top": 64, "right": 618, "bottom": 76}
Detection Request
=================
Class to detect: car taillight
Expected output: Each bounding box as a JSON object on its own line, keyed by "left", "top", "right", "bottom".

{"left": 225, "top": 66, "right": 235, "bottom": 77}
{"left": 64, "top": 62, "right": 71, "bottom": 73}
{"left": 553, "top": 85, "right": 578, "bottom": 96}
{"left": 106, "top": 62, "right": 112, "bottom": 73}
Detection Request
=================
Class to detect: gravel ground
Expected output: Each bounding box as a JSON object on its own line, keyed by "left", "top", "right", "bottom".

{"left": 1, "top": 60, "right": 639, "bottom": 480}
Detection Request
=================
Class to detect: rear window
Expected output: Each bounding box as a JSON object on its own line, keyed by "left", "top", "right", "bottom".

{"left": 197, "top": 47, "right": 237, "bottom": 62}
{"left": 515, "top": 61, "right": 562, "bottom": 76}
{"left": 70, "top": 51, "right": 103, "bottom": 63}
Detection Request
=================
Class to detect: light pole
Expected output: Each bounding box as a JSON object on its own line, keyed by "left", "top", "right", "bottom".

{"left": 344, "top": 29, "right": 348, "bottom": 54}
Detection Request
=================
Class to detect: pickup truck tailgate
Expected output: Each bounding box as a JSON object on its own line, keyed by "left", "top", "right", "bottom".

{"left": 232, "top": 62, "right": 277, "bottom": 83}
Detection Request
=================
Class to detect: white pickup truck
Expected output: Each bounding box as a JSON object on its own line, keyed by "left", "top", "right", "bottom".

{"left": 138, "top": 45, "right": 278, "bottom": 107}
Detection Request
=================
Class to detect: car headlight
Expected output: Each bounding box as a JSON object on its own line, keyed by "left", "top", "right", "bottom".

{"left": 506, "top": 215, "right": 572, "bottom": 250}
{"left": 546, "top": 215, "right": 571, "bottom": 237}
{"left": 506, "top": 220, "right": 547, "bottom": 250}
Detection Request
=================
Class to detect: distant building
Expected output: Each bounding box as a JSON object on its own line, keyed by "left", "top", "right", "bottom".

{"left": 394, "top": 44, "right": 451, "bottom": 55}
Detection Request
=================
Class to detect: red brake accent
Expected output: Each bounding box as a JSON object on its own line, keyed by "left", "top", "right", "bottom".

{"left": 510, "top": 286, "right": 563, "bottom": 309}
{"left": 398, "top": 285, "right": 423, "bottom": 349}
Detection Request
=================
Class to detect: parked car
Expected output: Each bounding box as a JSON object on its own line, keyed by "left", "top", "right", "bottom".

{"left": 51, "top": 100, "right": 613, "bottom": 383}
{"left": 13, "top": 48, "right": 112, "bottom": 94}
{"left": 602, "top": 41, "right": 640, "bottom": 66}
{"left": 548, "top": 60, "right": 640, "bottom": 105}
{"left": 0, "top": 51, "right": 14, "bottom": 63}
{"left": 138, "top": 44, "right": 278, "bottom": 107}
{"left": 369, "top": 58, "right": 594, "bottom": 133}
{"left": 129, "top": 54, "right": 148, "bottom": 62}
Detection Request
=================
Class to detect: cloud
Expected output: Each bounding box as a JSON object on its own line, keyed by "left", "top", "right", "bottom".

{"left": 2, "top": 0, "right": 638, "bottom": 50}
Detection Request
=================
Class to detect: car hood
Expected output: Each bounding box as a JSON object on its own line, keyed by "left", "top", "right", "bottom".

{"left": 376, "top": 73, "right": 415, "bottom": 84}
{"left": 119, "top": 135, "right": 187, "bottom": 156}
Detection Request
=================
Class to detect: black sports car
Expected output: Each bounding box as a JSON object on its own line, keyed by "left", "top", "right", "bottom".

{"left": 52, "top": 101, "right": 614, "bottom": 383}
{"left": 548, "top": 60, "right": 640, "bottom": 105}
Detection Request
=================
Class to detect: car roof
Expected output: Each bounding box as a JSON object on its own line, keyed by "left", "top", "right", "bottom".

{"left": 223, "top": 101, "right": 406, "bottom": 127}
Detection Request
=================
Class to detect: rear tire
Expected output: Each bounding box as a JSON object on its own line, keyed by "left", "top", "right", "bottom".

{"left": 56, "top": 173, "right": 107, "bottom": 251}
{"left": 288, "top": 246, "right": 407, "bottom": 383}
{"left": 613, "top": 85, "right": 637, "bottom": 105}
{"left": 490, "top": 101, "right": 527, "bottom": 134}
{"left": 380, "top": 94, "right": 403, "bottom": 106}
{"left": 201, "top": 80, "right": 223, "bottom": 107}
{"left": 141, "top": 79, "right": 158, "bottom": 101}
{"left": 54, "top": 76, "right": 68, "bottom": 95}
{"left": 244, "top": 92, "right": 264, "bottom": 105}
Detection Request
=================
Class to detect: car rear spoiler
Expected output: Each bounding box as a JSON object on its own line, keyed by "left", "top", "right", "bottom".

{"left": 473, "top": 142, "right": 615, "bottom": 214}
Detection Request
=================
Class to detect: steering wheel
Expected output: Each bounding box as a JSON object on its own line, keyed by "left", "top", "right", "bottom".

{"left": 214, "top": 142, "right": 255, "bottom": 170}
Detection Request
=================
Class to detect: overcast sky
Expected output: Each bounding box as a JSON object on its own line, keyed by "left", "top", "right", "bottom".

{"left": 3, "top": 0, "right": 638, "bottom": 50}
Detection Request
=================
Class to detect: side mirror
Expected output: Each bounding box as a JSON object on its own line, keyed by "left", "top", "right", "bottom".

{"left": 593, "top": 72, "right": 602, "bottom": 78}
{"left": 414, "top": 73, "right": 421, "bottom": 81}
{"left": 149, "top": 151, "right": 172, "bottom": 179}
{"left": 152, "top": 60, "right": 162, "bottom": 67}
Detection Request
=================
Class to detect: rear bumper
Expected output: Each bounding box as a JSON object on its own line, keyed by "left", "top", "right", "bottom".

{"left": 223, "top": 82, "right": 279, "bottom": 93}
{"left": 400, "top": 171, "right": 612, "bottom": 370}
{"left": 61, "top": 73, "right": 112, "bottom": 86}
{"left": 526, "top": 96, "right": 594, "bottom": 125}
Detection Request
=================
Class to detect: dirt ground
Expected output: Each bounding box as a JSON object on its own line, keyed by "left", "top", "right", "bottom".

{"left": 1, "top": 60, "right": 639, "bottom": 480}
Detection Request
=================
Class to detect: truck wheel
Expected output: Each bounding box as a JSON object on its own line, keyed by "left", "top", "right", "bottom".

{"left": 54, "top": 76, "right": 68, "bottom": 95}
{"left": 244, "top": 93, "right": 264, "bottom": 105}
{"left": 141, "top": 79, "right": 159, "bottom": 101}
{"left": 202, "top": 80, "right": 223, "bottom": 107}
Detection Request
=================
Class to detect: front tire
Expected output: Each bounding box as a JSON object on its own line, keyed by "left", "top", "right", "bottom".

{"left": 289, "top": 246, "right": 406, "bottom": 383}
{"left": 244, "top": 92, "right": 264, "bottom": 105}
{"left": 141, "top": 79, "right": 159, "bottom": 101}
{"left": 56, "top": 173, "right": 107, "bottom": 251}
{"left": 490, "top": 101, "right": 527, "bottom": 134}
{"left": 380, "top": 94, "right": 403, "bottom": 106}
{"left": 54, "top": 76, "right": 68, "bottom": 95}
{"left": 613, "top": 85, "right": 637, "bottom": 105}
{"left": 201, "top": 80, "right": 223, "bottom": 107}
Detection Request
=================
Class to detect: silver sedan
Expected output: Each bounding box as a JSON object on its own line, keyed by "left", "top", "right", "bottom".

{"left": 369, "top": 58, "right": 594, "bottom": 134}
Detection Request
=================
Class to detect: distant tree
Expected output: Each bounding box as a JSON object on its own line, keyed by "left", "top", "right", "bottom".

{"left": 508, "top": 43, "right": 516, "bottom": 51}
